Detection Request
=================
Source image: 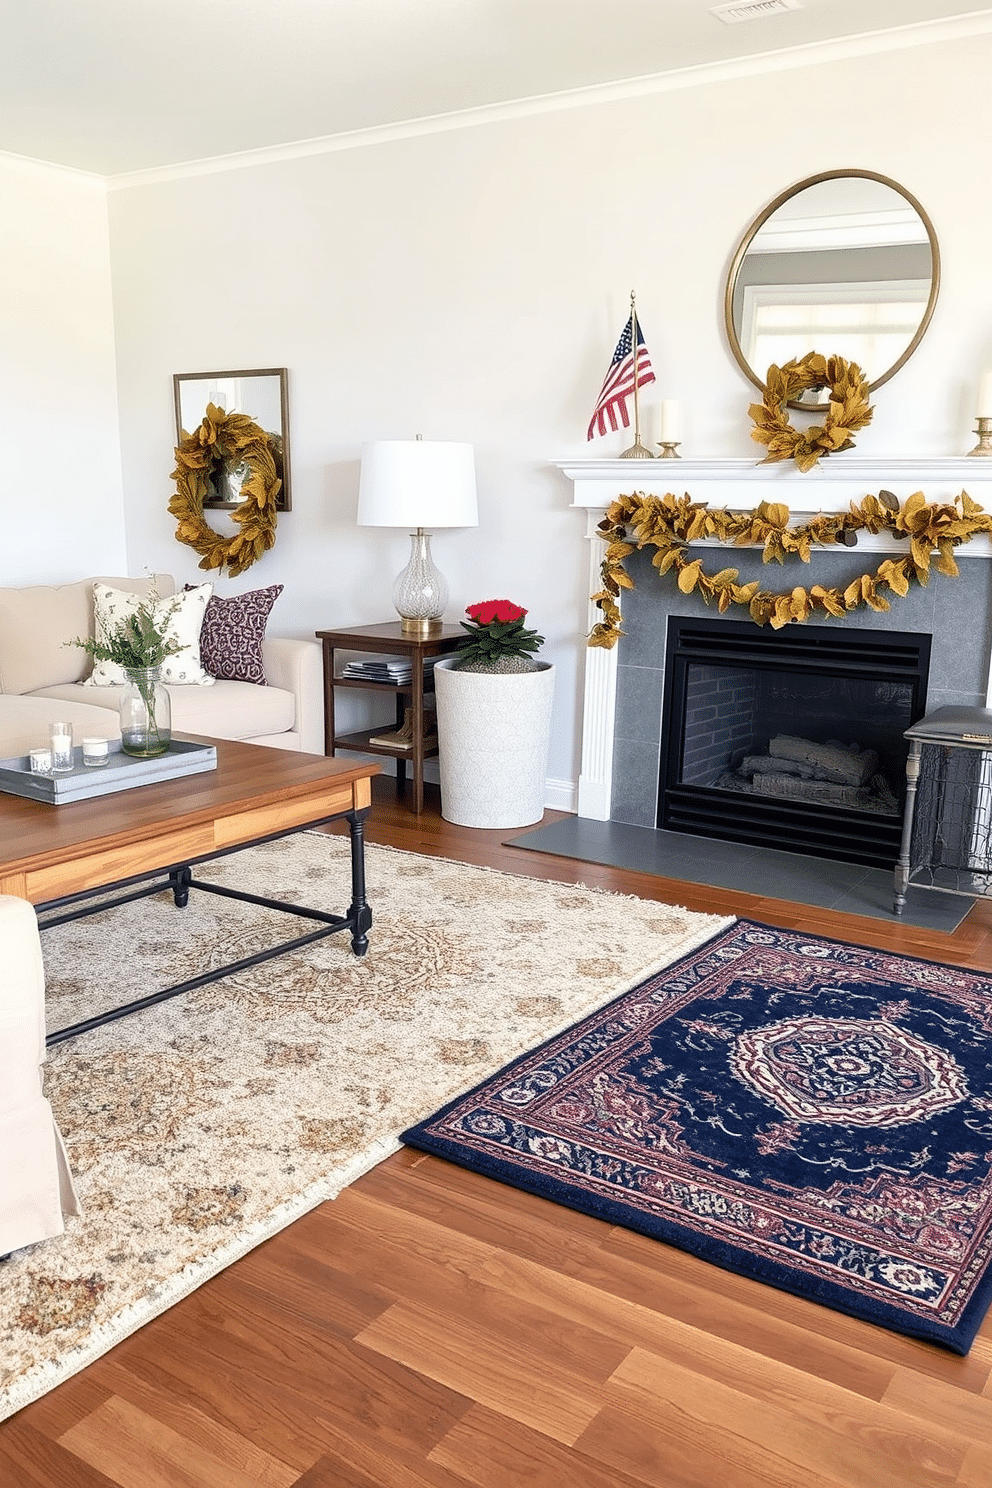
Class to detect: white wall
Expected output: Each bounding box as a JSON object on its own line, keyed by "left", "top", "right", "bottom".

{"left": 105, "top": 32, "right": 992, "bottom": 799}
{"left": 1, "top": 157, "right": 125, "bottom": 582}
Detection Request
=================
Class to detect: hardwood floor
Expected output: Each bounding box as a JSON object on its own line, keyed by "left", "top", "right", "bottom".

{"left": 4, "top": 776, "right": 991, "bottom": 1487}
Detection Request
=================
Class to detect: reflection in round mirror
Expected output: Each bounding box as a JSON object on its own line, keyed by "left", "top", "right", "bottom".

{"left": 725, "top": 170, "right": 939, "bottom": 406}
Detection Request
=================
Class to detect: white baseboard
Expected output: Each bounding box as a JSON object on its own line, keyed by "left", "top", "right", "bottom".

{"left": 543, "top": 776, "right": 577, "bottom": 813}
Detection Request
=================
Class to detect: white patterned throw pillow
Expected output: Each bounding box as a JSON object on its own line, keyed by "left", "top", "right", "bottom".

{"left": 85, "top": 582, "right": 215, "bottom": 686}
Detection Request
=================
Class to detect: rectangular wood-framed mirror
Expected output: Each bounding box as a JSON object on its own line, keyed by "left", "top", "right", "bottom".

{"left": 173, "top": 367, "right": 291, "bottom": 511}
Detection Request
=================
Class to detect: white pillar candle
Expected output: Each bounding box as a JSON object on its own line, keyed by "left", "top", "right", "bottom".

{"left": 49, "top": 722, "right": 73, "bottom": 773}
{"left": 660, "top": 400, "right": 681, "bottom": 442}
{"left": 978, "top": 373, "right": 992, "bottom": 420}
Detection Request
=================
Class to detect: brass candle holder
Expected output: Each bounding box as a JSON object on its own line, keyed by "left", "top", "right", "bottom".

{"left": 968, "top": 417, "right": 992, "bottom": 457}
{"left": 657, "top": 441, "right": 682, "bottom": 459}
{"left": 619, "top": 437, "right": 656, "bottom": 459}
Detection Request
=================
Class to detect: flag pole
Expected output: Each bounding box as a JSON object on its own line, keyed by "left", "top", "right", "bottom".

{"left": 620, "top": 290, "right": 654, "bottom": 460}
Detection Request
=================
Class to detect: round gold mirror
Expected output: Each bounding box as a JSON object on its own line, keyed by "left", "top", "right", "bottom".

{"left": 725, "top": 169, "right": 939, "bottom": 406}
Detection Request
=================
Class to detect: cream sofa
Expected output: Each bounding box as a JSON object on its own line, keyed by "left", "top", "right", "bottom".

{"left": 0, "top": 895, "right": 80, "bottom": 1255}
{"left": 0, "top": 574, "right": 324, "bottom": 759}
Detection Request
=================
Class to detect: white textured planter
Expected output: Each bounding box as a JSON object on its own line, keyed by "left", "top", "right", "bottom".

{"left": 433, "top": 658, "right": 555, "bottom": 829}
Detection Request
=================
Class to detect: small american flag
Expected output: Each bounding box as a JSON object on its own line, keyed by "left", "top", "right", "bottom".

{"left": 587, "top": 314, "right": 656, "bottom": 441}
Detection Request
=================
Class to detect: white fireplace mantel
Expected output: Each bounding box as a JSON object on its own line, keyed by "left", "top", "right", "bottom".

{"left": 560, "top": 456, "right": 992, "bottom": 527}
{"left": 556, "top": 457, "right": 992, "bottom": 820}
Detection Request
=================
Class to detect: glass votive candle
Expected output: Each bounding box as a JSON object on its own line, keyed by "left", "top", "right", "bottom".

{"left": 29, "top": 747, "right": 53, "bottom": 774}
{"left": 82, "top": 737, "right": 110, "bottom": 768}
{"left": 50, "top": 722, "right": 74, "bottom": 773}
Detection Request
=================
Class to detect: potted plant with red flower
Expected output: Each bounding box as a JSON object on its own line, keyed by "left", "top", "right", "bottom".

{"left": 455, "top": 599, "right": 545, "bottom": 673}
{"left": 433, "top": 599, "right": 554, "bottom": 828}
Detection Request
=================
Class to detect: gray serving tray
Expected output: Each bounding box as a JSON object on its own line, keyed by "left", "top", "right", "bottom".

{"left": 0, "top": 739, "right": 217, "bottom": 805}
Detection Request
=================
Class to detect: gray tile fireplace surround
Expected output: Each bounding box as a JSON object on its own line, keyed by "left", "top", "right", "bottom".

{"left": 610, "top": 547, "right": 992, "bottom": 830}
{"left": 510, "top": 550, "right": 989, "bottom": 931}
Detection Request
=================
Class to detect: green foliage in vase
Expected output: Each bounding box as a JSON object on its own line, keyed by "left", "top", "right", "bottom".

{"left": 68, "top": 595, "right": 182, "bottom": 670}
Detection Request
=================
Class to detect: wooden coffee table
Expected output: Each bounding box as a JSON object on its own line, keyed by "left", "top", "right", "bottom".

{"left": 0, "top": 738, "right": 379, "bottom": 1045}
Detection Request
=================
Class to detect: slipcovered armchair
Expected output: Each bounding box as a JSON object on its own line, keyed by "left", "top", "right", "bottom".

{"left": 0, "top": 896, "right": 80, "bottom": 1255}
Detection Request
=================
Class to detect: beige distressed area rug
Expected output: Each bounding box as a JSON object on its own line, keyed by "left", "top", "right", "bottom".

{"left": 1, "top": 832, "right": 730, "bottom": 1422}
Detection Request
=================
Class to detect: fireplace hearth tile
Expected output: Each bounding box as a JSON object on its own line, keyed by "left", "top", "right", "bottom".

{"left": 506, "top": 819, "right": 971, "bottom": 932}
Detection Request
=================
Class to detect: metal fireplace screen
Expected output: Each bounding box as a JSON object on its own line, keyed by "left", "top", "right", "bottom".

{"left": 904, "top": 730, "right": 992, "bottom": 900}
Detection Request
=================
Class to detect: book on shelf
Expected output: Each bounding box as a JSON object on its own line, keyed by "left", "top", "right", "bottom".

{"left": 368, "top": 705, "right": 437, "bottom": 752}
{"left": 366, "top": 729, "right": 411, "bottom": 750}
{"left": 367, "top": 727, "right": 438, "bottom": 751}
{"left": 341, "top": 656, "right": 439, "bottom": 684}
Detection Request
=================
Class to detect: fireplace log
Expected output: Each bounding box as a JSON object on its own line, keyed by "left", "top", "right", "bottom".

{"left": 751, "top": 773, "right": 875, "bottom": 808}
{"left": 742, "top": 755, "right": 816, "bottom": 780}
{"left": 769, "top": 735, "right": 878, "bottom": 786}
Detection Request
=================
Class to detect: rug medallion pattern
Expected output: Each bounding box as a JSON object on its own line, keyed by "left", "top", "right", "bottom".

{"left": 403, "top": 921, "right": 992, "bottom": 1352}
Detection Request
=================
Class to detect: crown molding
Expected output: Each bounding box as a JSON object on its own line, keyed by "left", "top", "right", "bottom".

{"left": 0, "top": 149, "right": 106, "bottom": 188}
{"left": 105, "top": 10, "right": 992, "bottom": 190}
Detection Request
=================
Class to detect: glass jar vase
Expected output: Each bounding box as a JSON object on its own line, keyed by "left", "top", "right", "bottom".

{"left": 120, "top": 666, "right": 172, "bottom": 757}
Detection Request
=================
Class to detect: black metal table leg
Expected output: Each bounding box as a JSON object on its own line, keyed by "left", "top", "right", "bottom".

{"left": 40, "top": 809, "right": 375, "bottom": 1044}
{"left": 169, "top": 865, "right": 192, "bottom": 907}
{"left": 348, "top": 807, "right": 373, "bottom": 956}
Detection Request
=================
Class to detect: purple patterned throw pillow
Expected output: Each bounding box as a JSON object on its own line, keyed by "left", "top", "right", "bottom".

{"left": 194, "top": 584, "right": 284, "bottom": 684}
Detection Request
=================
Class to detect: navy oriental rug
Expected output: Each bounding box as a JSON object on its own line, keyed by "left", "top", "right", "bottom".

{"left": 402, "top": 921, "right": 992, "bottom": 1353}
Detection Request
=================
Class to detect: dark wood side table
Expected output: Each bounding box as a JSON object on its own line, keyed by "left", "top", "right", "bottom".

{"left": 315, "top": 622, "right": 463, "bottom": 815}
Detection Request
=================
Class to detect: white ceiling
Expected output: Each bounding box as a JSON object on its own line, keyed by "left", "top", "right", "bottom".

{"left": 2, "top": 0, "right": 989, "bottom": 178}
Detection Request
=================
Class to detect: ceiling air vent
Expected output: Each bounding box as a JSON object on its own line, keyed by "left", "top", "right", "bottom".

{"left": 710, "top": 0, "right": 805, "bottom": 22}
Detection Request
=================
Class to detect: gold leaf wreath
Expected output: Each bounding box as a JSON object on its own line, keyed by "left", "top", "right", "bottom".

{"left": 588, "top": 489, "right": 992, "bottom": 641}
{"left": 749, "top": 353, "right": 874, "bottom": 472}
{"left": 169, "top": 404, "right": 280, "bottom": 578}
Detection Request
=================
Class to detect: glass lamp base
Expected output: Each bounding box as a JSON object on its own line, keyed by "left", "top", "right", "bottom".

{"left": 393, "top": 530, "right": 448, "bottom": 632}
{"left": 400, "top": 616, "right": 444, "bottom": 636}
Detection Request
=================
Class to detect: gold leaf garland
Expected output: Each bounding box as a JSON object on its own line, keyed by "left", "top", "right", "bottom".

{"left": 589, "top": 489, "right": 992, "bottom": 642}
{"left": 169, "top": 404, "right": 280, "bottom": 578}
{"left": 749, "top": 353, "right": 873, "bottom": 472}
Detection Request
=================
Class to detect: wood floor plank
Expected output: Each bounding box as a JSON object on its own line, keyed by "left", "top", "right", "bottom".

{"left": 355, "top": 1152, "right": 900, "bottom": 1400}
{"left": 576, "top": 1400, "right": 868, "bottom": 1488}
{"left": 882, "top": 1365, "right": 992, "bottom": 1444}
{"left": 291, "top": 1454, "right": 463, "bottom": 1488}
{"left": 209, "top": 1238, "right": 396, "bottom": 1342}
{"left": 446, "top": 1239, "right": 900, "bottom": 1408}
{"left": 58, "top": 1394, "right": 301, "bottom": 1488}
{"left": 7, "top": 776, "right": 992, "bottom": 1486}
{"left": 288, "top": 1419, "right": 477, "bottom": 1488}
{"left": 147, "top": 1288, "right": 474, "bottom": 1459}
{"left": 91, "top": 1347, "right": 334, "bottom": 1476}
{"left": 957, "top": 1441, "right": 992, "bottom": 1488}
{"left": 603, "top": 1224, "right": 992, "bottom": 1391}
{"left": 355, "top": 1299, "right": 606, "bottom": 1445}
{"left": 429, "top": 1402, "right": 648, "bottom": 1488}
{"left": 12, "top": 1373, "right": 112, "bottom": 1441}
{"left": 608, "top": 1345, "right": 966, "bottom": 1488}
{"left": 297, "top": 1197, "right": 632, "bottom": 1387}
{"left": 85, "top": 1358, "right": 315, "bottom": 1482}
{"left": 0, "top": 1420, "right": 121, "bottom": 1487}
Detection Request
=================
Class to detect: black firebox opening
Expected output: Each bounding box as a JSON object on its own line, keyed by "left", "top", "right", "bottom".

{"left": 658, "top": 617, "right": 931, "bottom": 868}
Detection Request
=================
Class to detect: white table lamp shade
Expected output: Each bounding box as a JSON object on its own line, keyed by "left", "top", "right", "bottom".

{"left": 357, "top": 441, "right": 478, "bottom": 529}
